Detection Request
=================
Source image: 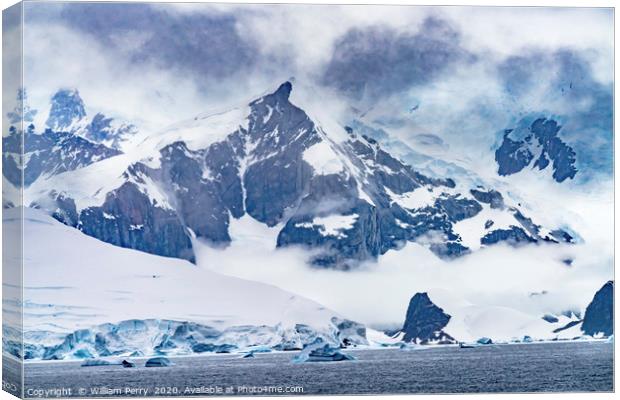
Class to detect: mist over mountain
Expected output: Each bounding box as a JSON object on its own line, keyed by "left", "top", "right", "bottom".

{"left": 6, "top": 82, "right": 577, "bottom": 269}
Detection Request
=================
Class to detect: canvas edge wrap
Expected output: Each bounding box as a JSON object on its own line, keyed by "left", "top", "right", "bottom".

{"left": 3, "top": 1, "right": 25, "bottom": 398}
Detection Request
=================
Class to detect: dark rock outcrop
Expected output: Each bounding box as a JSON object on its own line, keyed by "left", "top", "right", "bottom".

{"left": 582, "top": 281, "right": 613, "bottom": 337}
{"left": 78, "top": 181, "right": 195, "bottom": 262}
{"left": 401, "top": 293, "right": 453, "bottom": 344}
{"left": 495, "top": 117, "right": 577, "bottom": 183}
{"left": 542, "top": 314, "right": 559, "bottom": 323}
{"left": 470, "top": 189, "right": 505, "bottom": 209}
{"left": 481, "top": 227, "right": 536, "bottom": 246}
{"left": 553, "top": 319, "right": 582, "bottom": 334}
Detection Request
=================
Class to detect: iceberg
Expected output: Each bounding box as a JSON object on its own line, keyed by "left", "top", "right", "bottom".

{"left": 292, "top": 339, "right": 356, "bottom": 363}
{"left": 145, "top": 357, "right": 173, "bottom": 367}
{"left": 81, "top": 359, "right": 114, "bottom": 367}
{"left": 476, "top": 337, "right": 493, "bottom": 345}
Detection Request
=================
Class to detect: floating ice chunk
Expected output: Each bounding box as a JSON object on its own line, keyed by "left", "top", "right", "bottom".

{"left": 476, "top": 337, "right": 493, "bottom": 345}
{"left": 145, "top": 357, "right": 173, "bottom": 367}
{"left": 81, "top": 359, "right": 114, "bottom": 367}
{"left": 291, "top": 339, "right": 355, "bottom": 363}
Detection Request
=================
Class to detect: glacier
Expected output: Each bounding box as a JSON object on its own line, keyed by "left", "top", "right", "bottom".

{"left": 2, "top": 207, "right": 375, "bottom": 361}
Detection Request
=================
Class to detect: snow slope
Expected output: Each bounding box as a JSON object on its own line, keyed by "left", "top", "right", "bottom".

{"left": 4, "top": 207, "right": 342, "bottom": 335}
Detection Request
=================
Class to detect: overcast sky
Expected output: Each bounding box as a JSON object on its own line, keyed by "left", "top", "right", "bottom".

{"left": 5, "top": 3, "right": 613, "bottom": 181}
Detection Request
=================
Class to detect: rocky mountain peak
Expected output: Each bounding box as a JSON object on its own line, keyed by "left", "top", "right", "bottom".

{"left": 14, "top": 82, "right": 577, "bottom": 268}
{"left": 274, "top": 81, "right": 293, "bottom": 100}
{"left": 46, "top": 88, "right": 87, "bottom": 131}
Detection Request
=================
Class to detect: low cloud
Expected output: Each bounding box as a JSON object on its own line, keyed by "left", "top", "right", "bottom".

{"left": 196, "top": 220, "right": 612, "bottom": 333}
{"left": 321, "top": 17, "right": 473, "bottom": 101}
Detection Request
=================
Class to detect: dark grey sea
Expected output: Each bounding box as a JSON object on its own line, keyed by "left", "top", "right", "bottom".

{"left": 5, "top": 341, "right": 613, "bottom": 397}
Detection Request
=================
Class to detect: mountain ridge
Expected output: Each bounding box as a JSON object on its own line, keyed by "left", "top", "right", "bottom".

{"left": 7, "top": 82, "right": 575, "bottom": 268}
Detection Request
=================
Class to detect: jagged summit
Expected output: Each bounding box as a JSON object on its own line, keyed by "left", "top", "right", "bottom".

{"left": 274, "top": 81, "right": 293, "bottom": 99}
{"left": 46, "top": 88, "right": 86, "bottom": 131}
{"left": 42, "top": 88, "right": 139, "bottom": 150}
{"left": 250, "top": 81, "right": 293, "bottom": 107}
{"left": 2, "top": 88, "right": 138, "bottom": 187}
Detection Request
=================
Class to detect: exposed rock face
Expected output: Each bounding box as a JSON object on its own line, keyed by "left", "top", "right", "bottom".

{"left": 481, "top": 227, "right": 536, "bottom": 246}
{"left": 2, "top": 88, "right": 138, "bottom": 188}
{"left": 78, "top": 182, "right": 195, "bottom": 262}
{"left": 401, "top": 293, "right": 453, "bottom": 344}
{"left": 470, "top": 188, "right": 505, "bottom": 209}
{"left": 495, "top": 117, "right": 577, "bottom": 183}
{"left": 2, "top": 124, "right": 121, "bottom": 187}
{"left": 9, "top": 83, "right": 575, "bottom": 267}
{"left": 582, "top": 281, "right": 613, "bottom": 337}
{"left": 244, "top": 82, "right": 319, "bottom": 226}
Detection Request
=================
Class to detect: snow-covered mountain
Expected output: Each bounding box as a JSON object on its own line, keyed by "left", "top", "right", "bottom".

{"left": 12, "top": 82, "right": 575, "bottom": 268}
{"left": 2, "top": 124, "right": 121, "bottom": 187}
{"left": 2, "top": 207, "right": 372, "bottom": 360}
{"left": 2, "top": 82, "right": 610, "bottom": 360}
{"left": 2, "top": 89, "right": 139, "bottom": 189}
{"left": 45, "top": 89, "right": 139, "bottom": 151}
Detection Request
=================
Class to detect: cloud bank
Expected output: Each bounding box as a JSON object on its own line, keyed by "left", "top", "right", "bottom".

{"left": 20, "top": 3, "right": 612, "bottom": 182}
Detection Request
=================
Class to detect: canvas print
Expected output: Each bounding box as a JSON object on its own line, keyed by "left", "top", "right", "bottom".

{"left": 2, "top": 1, "right": 614, "bottom": 397}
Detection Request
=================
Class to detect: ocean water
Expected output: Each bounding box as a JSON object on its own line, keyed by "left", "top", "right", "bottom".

{"left": 8, "top": 341, "right": 614, "bottom": 397}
